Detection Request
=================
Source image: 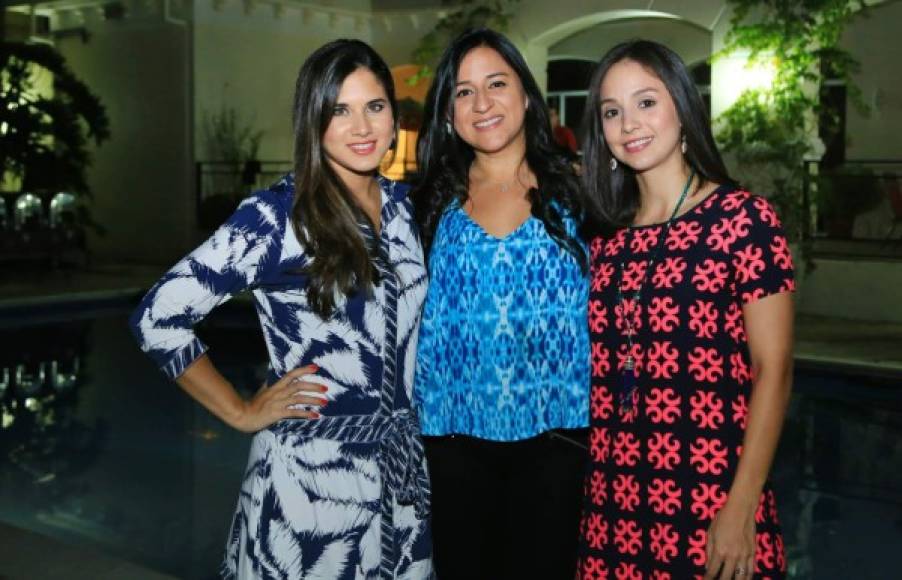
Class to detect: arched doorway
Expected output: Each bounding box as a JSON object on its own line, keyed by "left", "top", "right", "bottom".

{"left": 546, "top": 58, "right": 593, "bottom": 139}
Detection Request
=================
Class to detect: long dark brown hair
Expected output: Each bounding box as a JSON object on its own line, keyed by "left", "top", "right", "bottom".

{"left": 290, "top": 39, "right": 398, "bottom": 318}
{"left": 581, "top": 40, "right": 735, "bottom": 232}
{"left": 411, "top": 28, "right": 587, "bottom": 269}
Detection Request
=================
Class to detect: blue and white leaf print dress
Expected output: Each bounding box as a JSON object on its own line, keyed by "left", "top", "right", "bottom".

{"left": 130, "top": 175, "right": 433, "bottom": 579}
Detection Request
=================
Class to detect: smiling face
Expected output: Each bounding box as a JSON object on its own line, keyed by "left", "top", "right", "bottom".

{"left": 451, "top": 46, "right": 528, "bottom": 155}
{"left": 322, "top": 67, "right": 395, "bottom": 182}
{"left": 599, "top": 58, "right": 683, "bottom": 175}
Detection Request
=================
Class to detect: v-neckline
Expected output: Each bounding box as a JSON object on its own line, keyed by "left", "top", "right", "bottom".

{"left": 456, "top": 200, "right": 533, "bottom": 242}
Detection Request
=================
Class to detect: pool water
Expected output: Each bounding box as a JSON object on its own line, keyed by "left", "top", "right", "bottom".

{"left": 0, "top": 302, "right": 899, "bottom": 579}
{"left": 0, "top": 301, "right": 264, "bottom": 579}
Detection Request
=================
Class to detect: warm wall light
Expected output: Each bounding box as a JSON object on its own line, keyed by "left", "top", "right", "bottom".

{"left": 711, "top": 51, "right": 777, "bottom": 117}
{"left": 381, "top": 128, "right": 417, "bottom": 182}
{"left": 383, "top": 65, "right": 427, "bottom": 182}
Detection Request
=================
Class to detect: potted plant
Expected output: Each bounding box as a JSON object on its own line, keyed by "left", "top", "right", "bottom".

{"left": 198, "top": 104, "right": 264, "bottom": 229}
{"left": 715, "top": 0, "right": 869, "bottom": 270}
{"left": 0, "top": 41, "right": 110, "bottom": 262}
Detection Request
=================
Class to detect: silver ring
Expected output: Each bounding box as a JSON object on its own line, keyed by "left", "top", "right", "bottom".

{"left": 734, "top": 567, "right": 747, "bottom": 577}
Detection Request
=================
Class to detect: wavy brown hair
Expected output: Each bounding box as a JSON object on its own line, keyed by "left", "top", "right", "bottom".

{"left": 411, "top": 28, "right": 588, "bottom": 269}
{"left": 290, "top": 39, "right": 398, "bottom": 318}
{"left": 581, "top": 40, "right": 735, "bottom": 232}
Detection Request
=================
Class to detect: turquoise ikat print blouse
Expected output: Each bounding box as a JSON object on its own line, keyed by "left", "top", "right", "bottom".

{"left": 414, "top": 202, "right": 590, "bottom": 441}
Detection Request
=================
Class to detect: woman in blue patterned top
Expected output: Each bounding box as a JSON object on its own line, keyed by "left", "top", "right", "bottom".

{"left": 411, "top": 28, "right": 591, "bottom": 579}
{"left": 130, "top": 40, "right": 432, "bottom": 579}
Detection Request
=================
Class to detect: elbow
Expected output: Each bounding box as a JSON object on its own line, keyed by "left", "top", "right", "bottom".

{"left": 750, "top": 354, "right": 794, "bottom": 402}
{"left": 128, "top": 292, "right": 155, "bottom": 348}
{"left": 127, "top": 305, "right": 143, "bottom": 337}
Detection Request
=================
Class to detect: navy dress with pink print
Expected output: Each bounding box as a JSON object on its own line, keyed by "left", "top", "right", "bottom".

{"left": 578, "top": 185, "right": 794, "bottom": 579}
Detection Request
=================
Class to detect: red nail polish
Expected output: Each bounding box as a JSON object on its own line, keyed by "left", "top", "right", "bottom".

{"left": 319, "top": 385, "right": 328, "bottom": 392}
{"left": 311, "top": 412, "right": 321, "bottom": 419}
{"left": 310, "top": 364, "right": 319, "bottom": 371}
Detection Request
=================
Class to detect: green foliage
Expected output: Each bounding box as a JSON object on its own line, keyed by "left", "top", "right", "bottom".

{"left": 408, "top": 0, "right": 520, "bottom": 84}
{"left": 716, "top": 88, "right": 812, "bottom": 240}
{"left": 0, "top": 42, "right": 110, "bottom": 196}
{"left": 723, "top": 0, "right": 862, "bottom": 87}
{"left": 201, "top": 103, "right": 263, "bottom": 163}
{"left": 198, "top": 103, "right": 264, "bottom": 228}
{"left": 715, "top": 0, "right": 867, "bottom": 246}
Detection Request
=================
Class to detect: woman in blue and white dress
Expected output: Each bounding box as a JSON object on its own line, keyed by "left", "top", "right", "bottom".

{"left": 130, "top": 40, "right": 432, "bottom": 579}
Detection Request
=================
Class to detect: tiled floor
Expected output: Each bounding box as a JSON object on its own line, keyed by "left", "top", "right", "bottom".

{"left": 0, "top": 262, "right": 161, "bottom": 304}
{"left": 795, "top": 313, "right": 902, "bottom": 373}
{"left": 0, "top": 264, "right": 899, "bottom": 579}
{"left": 0, "top": 521, "right": 176, "bottom": 580}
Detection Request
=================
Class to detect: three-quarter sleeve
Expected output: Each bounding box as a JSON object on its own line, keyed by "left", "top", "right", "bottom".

{"left": 731, "top": 195, "right": 796, "bottom": 305}
{"left": 129, "top": 192, "right": 285, "bottom": 379}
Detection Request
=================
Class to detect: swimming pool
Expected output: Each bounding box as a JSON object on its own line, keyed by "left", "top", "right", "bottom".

{"left": 0, "top": 301, "right": 898, "bottom": 579}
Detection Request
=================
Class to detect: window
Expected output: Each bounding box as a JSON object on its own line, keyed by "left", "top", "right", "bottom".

{"left": 547, "top": 59, "right": 593, "bottom": 141}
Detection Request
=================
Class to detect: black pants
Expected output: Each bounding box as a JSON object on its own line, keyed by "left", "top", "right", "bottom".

{"left": 424, "top": 429, "right": 588, "bottom": 580}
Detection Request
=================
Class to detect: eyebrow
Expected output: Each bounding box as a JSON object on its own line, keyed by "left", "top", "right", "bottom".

{"left": 334, "top": 97, "right": 388, "bottom": 107}
{"left": 599, "top": 87, "right": 659, "bottom": 105}
{"left": 455, "top": 72, "right": 509, "bottom": 87}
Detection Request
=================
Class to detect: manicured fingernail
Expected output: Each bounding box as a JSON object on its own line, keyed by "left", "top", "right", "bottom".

{"left": 311, "top": 412, "right": 321, "bottom": 419}
{"left": 310, "top": 364, "right": 319, "bottom": 371}
{"left": 319, "top": 386, "right": 328, "bottom": 392}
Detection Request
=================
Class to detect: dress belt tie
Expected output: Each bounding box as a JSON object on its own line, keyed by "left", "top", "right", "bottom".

{"left": 268, "top": 409, "right": 431, "bottom": 577}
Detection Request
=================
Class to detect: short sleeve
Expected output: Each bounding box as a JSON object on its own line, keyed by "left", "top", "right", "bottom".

{"left": 731, "top": 195, "right": 796, "bottom": 305}
{"left": 129, "top": 191, "right": 286, "bottom": 379}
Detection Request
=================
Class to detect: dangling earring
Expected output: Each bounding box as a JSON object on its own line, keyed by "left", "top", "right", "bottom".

{"left": 610, "top": 157, "right": 618, "bottom": 171}
{"left": 680, "top": 134, "right": 688, "bottom": 155}
{"left": 445, "top": 121, "right": 453, "bottom": 135}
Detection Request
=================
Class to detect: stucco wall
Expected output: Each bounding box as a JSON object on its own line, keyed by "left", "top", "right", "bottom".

{"left": 369, "top": 10, "right": 437, "bottom": 68}
{"left": 797, "top": 258, "right": 902, "bottom": 323}
{"left": 55, "top": 3, "right": 193, "bottom": 265}
{"left": 192, "top": 0, "right": 374, "bottom": 162}
{"left": 549, "top": 17, "right": 712, "bottom": 66}
{"left": 842, "top": 0, "right": 902, "bottom": 160}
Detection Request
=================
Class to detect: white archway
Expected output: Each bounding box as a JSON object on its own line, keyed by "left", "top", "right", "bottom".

{"left": 504, "top": 0, "right": 726, "bottom": 92}
{"left": 531, "top": 9, "right": 689, "bottom": 49}
{"left": 507, "top": 0, "right": 892, "bottom": 93}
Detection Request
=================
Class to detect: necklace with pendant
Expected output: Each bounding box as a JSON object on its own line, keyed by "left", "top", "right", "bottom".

{"left": 470, "top": 164, "right": 527, "bottom": 195}
{"left": 615, "top": 169, "right": 696, "bottom": 414}
{"left": 480, "top": 177, "right": 516, "bottom": 194}
{"left": 466, "top": 170, "right": 526, "bottom": 215}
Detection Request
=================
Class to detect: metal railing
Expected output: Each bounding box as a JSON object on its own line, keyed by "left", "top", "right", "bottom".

{"left": 803, "top": 159, "right": 902, "bottom": 243}
{"left": 195, "top": 160, "right": 292, "bottom": 228}
{"left": 0, "top": 191, "right": 87, "bottom": 268}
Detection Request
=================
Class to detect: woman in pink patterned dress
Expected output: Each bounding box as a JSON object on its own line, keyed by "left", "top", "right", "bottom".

{"left": 577, "top": 40, "right": 795, "bottom": 580}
